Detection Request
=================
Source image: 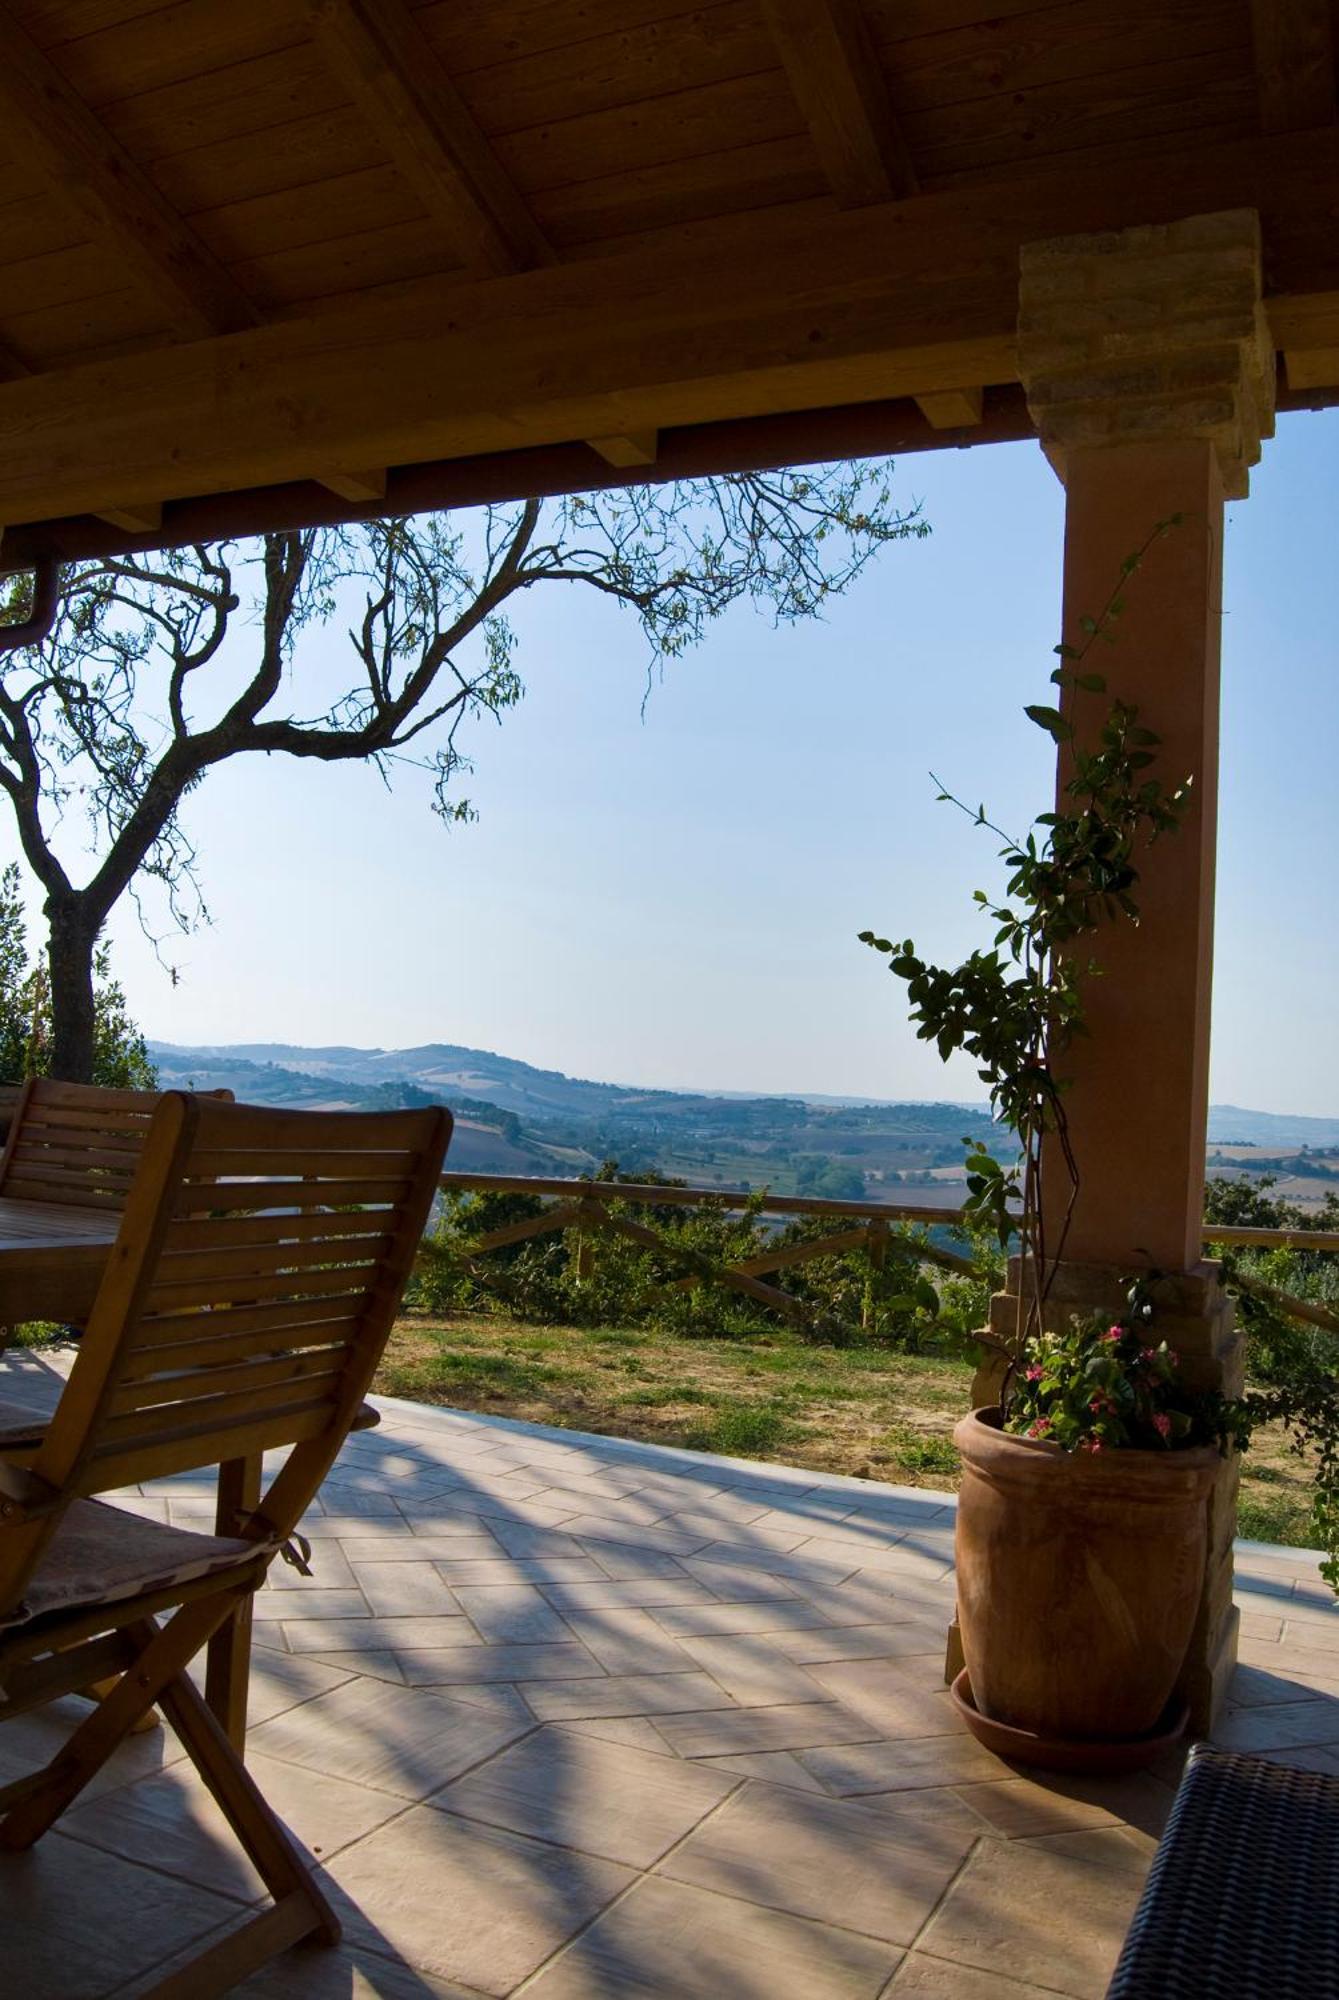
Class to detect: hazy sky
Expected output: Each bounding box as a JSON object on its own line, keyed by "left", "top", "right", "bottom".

{"left": 30, "top": 410, "right": 1339, "bottom": 1117}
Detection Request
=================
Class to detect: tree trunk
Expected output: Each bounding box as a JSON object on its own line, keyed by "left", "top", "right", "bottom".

{"left": 46, "top": 903, "right": 98, "bottom": 1083}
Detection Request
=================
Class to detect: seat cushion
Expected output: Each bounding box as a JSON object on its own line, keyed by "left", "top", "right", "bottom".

{"left": 0, "top": 1499, "right": 260, "bottom": 1632}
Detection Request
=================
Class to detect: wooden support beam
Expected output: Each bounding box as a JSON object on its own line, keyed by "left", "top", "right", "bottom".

{"left": 307, "top": 0, "right": 553, "bottom": 276}
{"left": 2, "top": 126, "right": 1339, "bottom": 532}
{"left": 915, "top": 388, "right": 984, "bottom": 428}
{"left": 588, "top": 432, "right": 659, "bottom": 468}
{"left": 0, "top": 3, "right": 257, "bottom": 341}
{"left": 1250, "top": 0, "right": 1336, "bottom": 132}
{"left": 762, "top": 0, "right": 917, "bottom": 203}
{"left": 317, "top": 470, "right": 388, "bottom": 504}
{"left": 94, "top": 501, "right": 163, "bottom": 534}
{"left": 1285, "top": 348, "right": 1339, "bottom": 389}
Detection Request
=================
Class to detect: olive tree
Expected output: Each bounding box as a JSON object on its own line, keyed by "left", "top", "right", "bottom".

{"left": 0, "top": 467, "right": 925, "bottom": 1080}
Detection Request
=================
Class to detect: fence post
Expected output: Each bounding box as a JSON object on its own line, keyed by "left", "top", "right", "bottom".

{"left": 864, "top": 1219, "right": 889, "bottom": 1331}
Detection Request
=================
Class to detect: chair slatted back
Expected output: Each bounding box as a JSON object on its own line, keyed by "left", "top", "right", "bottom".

{"left": 28, "top": 1093, "right": 451, "bottom": 1522}
{"left": 0, "top": 1079, "right": 231, "bottom": 1212}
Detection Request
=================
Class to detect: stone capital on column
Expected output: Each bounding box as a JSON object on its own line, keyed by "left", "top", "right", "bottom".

{"left": 1017, "top": 208, "right": 1276, "bottom": 499}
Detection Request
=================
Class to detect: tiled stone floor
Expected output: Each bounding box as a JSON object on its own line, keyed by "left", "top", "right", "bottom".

{"left": 3, "top": 1346, "right": 1339, "bottom": 1999}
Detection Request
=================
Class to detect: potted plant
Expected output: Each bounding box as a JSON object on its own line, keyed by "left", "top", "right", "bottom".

{"left": 862, "top": 522, "right": 1338, "bottom": 1770}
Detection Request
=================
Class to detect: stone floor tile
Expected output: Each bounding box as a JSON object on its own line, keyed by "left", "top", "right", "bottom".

{"left": 434, "top": 1724, "right": 736, "bottom": 1866}
{"left": 350, "top": 1562, "right": 463, "bottom": 1617}
{"left": 323, "top": 1806, "right": 633, "bottom": 1997}
{"left": 303, "top": 1514, "right": 420, "bottom": 1539}
{"left": 267, "top": 1542, "right": 357, "bottom": 1589}
{"left": 62, "top": 1749, "right": 404, "bottom": 1900}
{"left": 953, "top": 1775, "right": 1122, "bottom": 1839}
{"left": 696, "top": 1748, "right": 834, "bottom": 1792}
{"left": 678, "top": 1555, "right": 803, "bottom": 1598}
{"left": 769, "top": 1620, "right": 949, "bottom": 1664}
{"left": 231, "top": 1938, "right": 482, "bottom": 1998}
{"left": 309, "top": 1483, "right": 405, "bottom": 1516}
{"left": 0, "top": 1831, "right": 241, "bottom": 2000}
{"left": 1023, "top": 1825, "right": 1158, "bottom": 1877}
{"left": 804, "top": 1540, "right": 952, "bottom": 1582}
{"left": 553, "top": 1716, "right": 678, "bottom": 1753}
{"left": 661, "top": 1778, "right": 977, "bottom": 1945}
{"left": 689, "top": 1541, "right": 858, "bottom": 1583}
{"left": 452, "top": 1582, "right": 577, "bottom": 1643}
{"left": 588, "top": 1542, "right": 714, "bottom": 1581}
{"left": 434, "top": 1556, "right": 605, "bottom": 1586}
{"left": 374, "top": 1529, "right": 507, "bottom": 1561}
{"left": 285, "top": 1614, "right": 478, "bottom": 1654}
{"left": 674, "top": 1632, "right": 827, "bottom": 1704}
{"left": 560, "top": 1608, "right": 698, "bottom": 1676}
{"left": 887, "top": 1953, "right": 1057, "bottom": 1998}
{"left": 521, "top": 1671, "right": 737, "bottom": 1722}
{"left": 804, "top": 1659, "right": 968, "bottom": 1738}
{"left": 522, "top": 1873, "right": 901, "bottom": 1999}
{"left": 300, "top": 1651, "right": 408, "bottom": 1684}
{"left": 200, "top": 1648, "right": 355, "bottom": 1727}
{"left": 544, "top": 1576, "right": 717, "bottom": 1611}
{"left": 801, "top": 1734, "right": 1010, "bottom": 1796}
{"left": 253, "top": 1589, "right": 370, "bottom": 1624}
{"left": 249, "top": 1675, "right": 532, "bottom": 1797}
{"left": 0, "top": 1692, "right": 187, "bottom": 1803}
{"left": 651, "top": 1598, "right": 839, "bottom": 1638}
{"left": 398, "top": 1642, "right": 601, "bottom": 1685}
{"left": 654, "top": 1701, "right": 879, "bottom": 1759}
{"left": 487, "top": 1520, "right": 595, "bottom": 1559}
{"left": 1229, "top": 1657, "right": 1330, "bottom": 1705}
{"left": 1212, "top": 1695, "right": 1339, "bottom": 1751}
{"left": 914, "top": 1835, "right": 1143, "bottom": 1999}
{"left": 1236, "top": 1610, "right": 1285, "bottom": 1641}
{"left": 566, "top": 1517, "right": 715, "bottom": 1556}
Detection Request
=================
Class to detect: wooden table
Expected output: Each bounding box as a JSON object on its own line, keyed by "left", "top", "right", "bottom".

{"left": 0, "top": 1195, "right": 259, "bottom": 1748}
{"left": 0, "top": 1194, "right": 116, "bottom": 1327}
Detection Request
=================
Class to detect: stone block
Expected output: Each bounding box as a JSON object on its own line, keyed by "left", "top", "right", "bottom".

{"left": 1018, "top": 208, "right": 1274, "bottom": 495}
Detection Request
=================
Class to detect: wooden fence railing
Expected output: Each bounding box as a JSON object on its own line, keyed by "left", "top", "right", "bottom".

{"left": 435, "top": 1172, "right": 1339, "bottom": 1333}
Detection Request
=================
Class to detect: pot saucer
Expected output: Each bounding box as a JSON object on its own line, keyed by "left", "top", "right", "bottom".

{"left": 951, "top": 1668, "right": 1189, "bottom": 1774}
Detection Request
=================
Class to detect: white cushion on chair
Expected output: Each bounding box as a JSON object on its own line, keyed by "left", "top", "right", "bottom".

{"left": 0, "top": 1499, "right": 261, "bottom": 1631}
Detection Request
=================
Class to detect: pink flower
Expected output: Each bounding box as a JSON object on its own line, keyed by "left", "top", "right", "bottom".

{"left": 1081, "top": 1437, "right": 1104, "bottom": 1453}
{"left": 1152, "top": 1413, "right": 1172, "bottom": 1439}
{"left": 1104, "top": 1327, "right": 1122, "bottom": 1343}
{"left": 1025, "top": 1364, "right": 1043, "bottom": 1381}
{"left": 1027, "top": 1418, "right": 1052, "bottom": 1438}
{"left": 1140, "top": 1347, "right": 1158, "bottom": 1364}
{"left": 1166, "top": 1350, "right": 1179, "bottom": 1368}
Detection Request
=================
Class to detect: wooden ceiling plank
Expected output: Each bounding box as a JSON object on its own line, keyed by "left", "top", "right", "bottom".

{"left": 915, "top": 388, "right": 983, "bottom": 427}
{"left": 761, "top": 0, "right": 917, "bottom": 203}
{"left": 317, "top": 469, "right": 387, "bottom": 502}
{"left": 0, "top": 122, "right": 1337, "bottom": 528}
{"left": 306, "top": 0, "right": 553, "bottom": 275}
{"left": 1249, "top": 0, "right": 1336, "bottom": 132}
{"left": 0, "top": 2, "right": 259, "bottom": 341}
{"left": 95, "top": 500, "right": 163, "bottom": 532}
{"left": 589, "top": 432, "right": 659, "bottom": 468}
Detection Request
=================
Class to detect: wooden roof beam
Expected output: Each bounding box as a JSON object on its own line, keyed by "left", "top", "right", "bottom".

{"left": 915, "top": 389, "right": 984, "bottom": 429}
{"left": 0, "top": 2, "right": 257, "bottom": 341}
{"left": 1250, "top": 0, "right": 1336, "bottom": 133}
{"left": 306, "top": 0, "right": 554, "bottom": 276}
{"left": 3, "top": 127, "right": 1339, "bottom": 530}
{"left": 762, "top": 0, "right": 917, "bottom": 204}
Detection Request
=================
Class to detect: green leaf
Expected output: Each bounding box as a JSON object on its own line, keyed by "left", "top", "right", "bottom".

{"left": 1024, "top": 704, "right": 1073, "bottom": 743}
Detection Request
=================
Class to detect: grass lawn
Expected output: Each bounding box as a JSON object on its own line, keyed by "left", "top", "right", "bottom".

{"left": 377, "top": 1309, "right": 1319, "bottom": 1547}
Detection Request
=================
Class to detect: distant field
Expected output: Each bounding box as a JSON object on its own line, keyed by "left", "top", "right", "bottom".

{"left": 378, "top": 1311, "right": 1319, "bottom": 1548}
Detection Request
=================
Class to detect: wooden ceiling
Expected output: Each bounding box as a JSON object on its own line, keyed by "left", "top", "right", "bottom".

{"left": 1, "top": 0, "right": 1338, "bottom": 562}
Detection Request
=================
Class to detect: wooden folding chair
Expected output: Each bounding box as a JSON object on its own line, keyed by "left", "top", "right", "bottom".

{"left": 0, "top": 1092, "right": 452, "bottom": 1998}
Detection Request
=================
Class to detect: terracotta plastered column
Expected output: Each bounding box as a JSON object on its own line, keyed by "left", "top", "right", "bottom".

{"left": 970, "top": 211, "right": 1275, "bottom": 1728}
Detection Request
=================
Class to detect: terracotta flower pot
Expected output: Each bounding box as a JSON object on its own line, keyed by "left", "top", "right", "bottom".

{"left": 953, "top": 1407, "right": 1219, "bottom": 1748}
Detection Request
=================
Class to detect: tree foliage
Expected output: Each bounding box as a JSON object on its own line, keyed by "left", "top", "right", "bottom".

{"left": 0, "top": 863, "right": 155, "bottom": 1089}
{"left": 0, "top": 466, "right": 925, "bottom": 1079}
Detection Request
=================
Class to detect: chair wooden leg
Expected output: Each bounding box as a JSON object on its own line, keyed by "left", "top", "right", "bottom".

{"left": 155, "top": 1662, "right": 341, "bottom": 1946}
{"left": 139, "top": 1895, "right": 325, "bottom": 2000}
{"left": 0, "top": 1592, "right": 241, "bottom": 1849}
{"left": 205, "top": 1454, "right": 261, "bottom": 1751}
